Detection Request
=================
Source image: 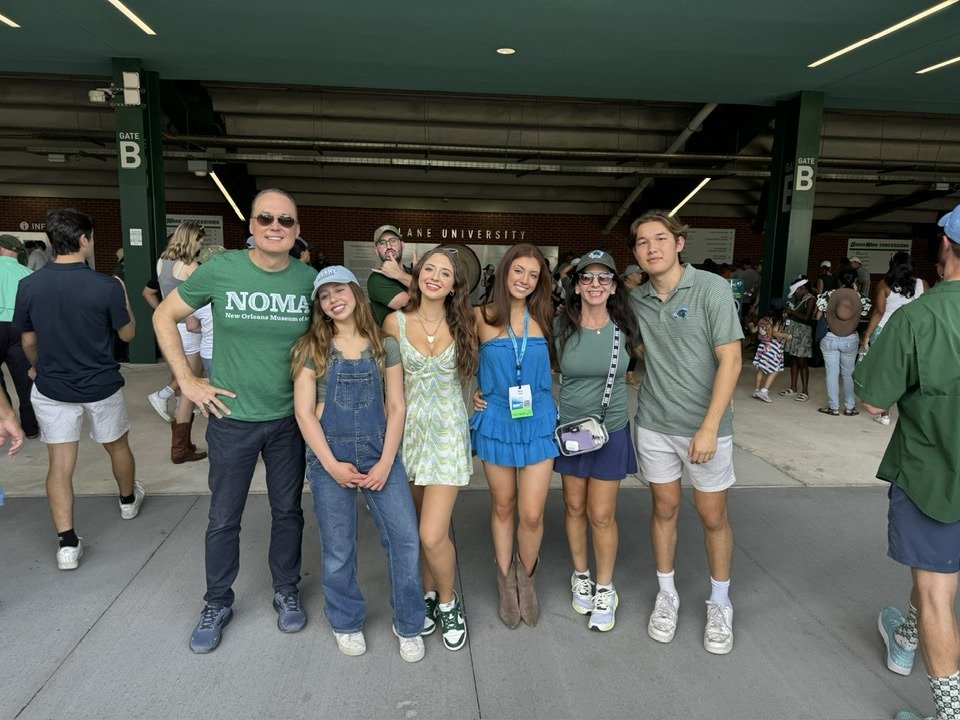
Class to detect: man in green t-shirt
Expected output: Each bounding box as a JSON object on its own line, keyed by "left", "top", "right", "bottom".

{"left": 154, "top": 189, "right": 317, "bottom": 654}
{"left": 854, "top": 204, "right": 960, "bottom": 720}
{"left": 366, "top": 224, "right": 413, "bottom": 325}
{"left": 628, "top": 210, "right": 743, "bottom": 657}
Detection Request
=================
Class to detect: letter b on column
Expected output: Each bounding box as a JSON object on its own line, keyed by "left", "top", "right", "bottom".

{"left": 796, "top": 165, "right": 814, "bottom": 192}
{"left": 120, "top": 141, "right": 142, "bottom": 169}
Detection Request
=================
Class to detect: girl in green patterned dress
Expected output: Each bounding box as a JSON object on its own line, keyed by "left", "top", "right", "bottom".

{"left": 382, "top": 247, "right": 478, "bottom": 651}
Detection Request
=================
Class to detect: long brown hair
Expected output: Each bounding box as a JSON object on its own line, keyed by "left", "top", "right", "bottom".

{"left": 481, "top": 243, "right": 554, "bottom": 343}
{"left": 291, "top": 282, "right": 386, "bottom": 382}
{"left": 404, "top": 247, "right": 478, "bottom": 382}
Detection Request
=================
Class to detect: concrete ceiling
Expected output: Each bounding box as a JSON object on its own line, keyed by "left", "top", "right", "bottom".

{"left": 0, "top": 1, "right": 958, "bottom": 234}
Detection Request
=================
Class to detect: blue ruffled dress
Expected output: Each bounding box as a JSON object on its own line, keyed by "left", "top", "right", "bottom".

{"left": 470, "top": 336, "right": 558, "bottom": 467}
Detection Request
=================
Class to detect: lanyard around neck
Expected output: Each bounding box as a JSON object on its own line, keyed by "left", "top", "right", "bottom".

{"left": 507, "top": 307, "right": 529, "bottom": 387}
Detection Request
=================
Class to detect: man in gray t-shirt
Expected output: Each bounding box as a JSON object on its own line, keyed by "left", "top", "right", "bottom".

{"left": 628, "top": 210, "right": 743, "bottom": 657}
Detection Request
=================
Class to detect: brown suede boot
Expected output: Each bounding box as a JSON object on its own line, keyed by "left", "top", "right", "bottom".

{"left": 171, "top": 420, "right": 207, "bottom": 464}
{"left": 496, "top": 558, "right": 521, "bottom": 629}
{"left": 516, "top": 554, "right": 540, "bottom": 627}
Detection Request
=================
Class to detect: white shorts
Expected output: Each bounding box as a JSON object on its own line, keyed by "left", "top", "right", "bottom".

{"left": 178, "top": 322, "right": 200, "bottom": 356}
{"left": 635, "top": 425, "right": 736, "bottom": 492}
{"left": 31, "top": 386, "right": 131, "bottom": 444}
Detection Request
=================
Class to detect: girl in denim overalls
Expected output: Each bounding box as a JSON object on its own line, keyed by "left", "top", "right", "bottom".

{"left": 291, "top": 266, "right": 425, "bottom": 662}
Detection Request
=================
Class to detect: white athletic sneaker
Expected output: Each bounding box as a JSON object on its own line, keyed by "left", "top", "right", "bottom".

{"left": 147, "top": 391, "right": 172, "bottom": 422}
{"left": 393, "top": 626, "right": 425, "bottom": 662}
{"left": 119, "top": 480, "right": 146, "bottom": 520}
{"left": 588, "top": 586, "right": 619, "bottom": 632}
{"left": 571, "top": 572, "right": 594, "bottom": 615}
{"left": 703, "top": 601, "right": 734, "bottom": 655}
{"left": 333, "top": 631, "right": 367, "bottom": 656}
{"left": 875, "top": 413, "right": 891, "bottom": 426}
{"left": 648, "top": 591, "right": 680, "bottom": 643}
{"left": 757, "top": 388, "right": 772, "bottom": 403}
{"left": 56, "top": 540, "right": 83, "bottom": 570}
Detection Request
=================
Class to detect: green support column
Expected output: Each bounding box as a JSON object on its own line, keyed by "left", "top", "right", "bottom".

{"left": 759, "top": 91, "right": 824, "bottom": 310}
{"left": 113, "top": 57, "right": 164, "bottom": 363}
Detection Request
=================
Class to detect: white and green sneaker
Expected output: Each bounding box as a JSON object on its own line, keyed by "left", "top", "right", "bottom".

{"left": 588, "top": 586, "right": 619, "bottom": 632}
{"left": 438, "top": 593, "right": 467, "bottom": 651}
{"left": 421, "top": 592, "right": 438, "bottom": 636}
{"left": 571, "top": 572, "right": 594, "bottom": 615}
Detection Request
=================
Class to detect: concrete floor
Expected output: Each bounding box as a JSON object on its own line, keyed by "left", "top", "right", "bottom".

{"left": 1, "top": 361, "right": 929, "bottom": 720}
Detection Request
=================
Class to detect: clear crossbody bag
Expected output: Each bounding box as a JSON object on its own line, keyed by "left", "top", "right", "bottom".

{"left": 554, "top": 325, "right": 620, "bottom": 457}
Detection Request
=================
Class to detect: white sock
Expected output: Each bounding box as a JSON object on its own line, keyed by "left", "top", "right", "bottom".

{"left": 574, "top": 568, "right": 590, "bottom": 579}
{"left": 438, "top": 599, "right": 456, "bottom": 612}
{"left": 710, "top": 577, "right": 731, "bottom": 606}
{"left": 158, "top": 385, "right": 174, "bottom": 400}
{"left": 596, "top": 583, "right": 614, "bottom": 593}
{"left": 657, "top": 570, "right": 677, "bottom": 597}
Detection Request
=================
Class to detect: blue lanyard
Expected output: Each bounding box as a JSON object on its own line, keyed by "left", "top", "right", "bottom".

{"left": 507, "top": 307, "right": 529, "bottom": 387}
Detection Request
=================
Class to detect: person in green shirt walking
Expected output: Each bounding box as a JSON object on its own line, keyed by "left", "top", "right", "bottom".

{"left": 854, "top": 203, "right": 960, "bottom": 720}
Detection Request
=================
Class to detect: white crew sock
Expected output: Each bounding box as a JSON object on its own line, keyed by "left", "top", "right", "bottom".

{"left": 657, "top": 570, "right": 677, "bottom": 597}
{"left": 158, "top": 385, "right": 174, "bottom": 400}
{"left": 710, "top": 577, "right": 731, "bottom": 606}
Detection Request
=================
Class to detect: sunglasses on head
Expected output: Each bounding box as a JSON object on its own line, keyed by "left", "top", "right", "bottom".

{"left": 254, "top": 212, "right": 297, "bottom": 229}
{"left": 578, "top": 271, "right": 615, "bottom": 286}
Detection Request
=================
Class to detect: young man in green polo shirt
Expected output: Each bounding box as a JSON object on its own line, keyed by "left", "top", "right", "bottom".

{"left": 855, "top": 203, "right": 960, "bottom": 720}
{"left": 628, "top": 210, "right": 743, "bottom": 655}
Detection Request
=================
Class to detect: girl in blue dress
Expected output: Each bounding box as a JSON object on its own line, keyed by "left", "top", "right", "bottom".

{"left": 472, "top": 243, "right": 557, "bottom": 628}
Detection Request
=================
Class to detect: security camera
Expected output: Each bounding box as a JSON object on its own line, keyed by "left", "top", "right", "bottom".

{"left": 88, "top": 88, "right": 115, "bottom": 104}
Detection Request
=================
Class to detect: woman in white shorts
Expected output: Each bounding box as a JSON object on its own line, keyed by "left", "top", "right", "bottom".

{"left": 156, "top": 221, "right": 207, "bottom": 464}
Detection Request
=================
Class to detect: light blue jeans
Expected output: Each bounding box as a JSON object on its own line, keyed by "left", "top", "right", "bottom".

{"left": 820, "top": 332, "right": 858, "bottom": 411}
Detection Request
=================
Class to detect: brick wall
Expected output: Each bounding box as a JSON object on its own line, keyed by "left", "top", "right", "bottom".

{"left": 1, "top": 196, "right": 939, "bottom": 286}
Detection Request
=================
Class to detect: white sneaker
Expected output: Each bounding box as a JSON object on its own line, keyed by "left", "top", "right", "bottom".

{"left": 147, "top": 391, "right": 172, "bottom": 422}
{"left": 333, "top": 631, "right": 367, "bottom": 656}
{"left": 119, "top": 480, "right": 146, "bottom": 520}
{"left": 393, "top": 626, "right": 425, "bottom": 662}
{"left": 56, "top": 540, "right": 83, "bottom": 570}
{"left": 703, "top": 601, "right": 734, "bottom": 655}
{"left": 757, "top": 388, "right": 772, "bottom": 403}
{"left": 751, "top": 388, "right": 761, "bottom": 399}
{"left": 648, "top": 591, "right": 679, "bottom": 643}
{"left": 875, "top": 414, "right": 891, "bottom": 426}
{"left": 571, "top": 572, "right": 594, "bottom": 615}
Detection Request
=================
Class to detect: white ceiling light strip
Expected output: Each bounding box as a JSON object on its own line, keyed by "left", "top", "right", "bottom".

{"left": 808, "top": 0, "right": 959, "bottom": 68}
{"left": 668, "top": 177, "right": 711, "bottom": 217}
{"left": 106, "top": 0, "right": 156, "bottom": 35}
{"left": 0, "top": 12, "right": 20, "bottom": 27}
{"left": 209, "top": 171, "right": 245, "bottom": 221}
{"left": 917, "top": 54, "right": 960, "bottom": 73}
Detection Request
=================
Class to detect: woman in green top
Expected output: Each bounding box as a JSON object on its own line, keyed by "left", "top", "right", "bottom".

{"left": 554, "top": 250, "right": 640, "bottom": 632}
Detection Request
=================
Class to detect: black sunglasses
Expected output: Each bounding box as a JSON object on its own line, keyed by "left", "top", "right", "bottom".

{"left": 254, "top": 212, "right": 297, "bottom": 229}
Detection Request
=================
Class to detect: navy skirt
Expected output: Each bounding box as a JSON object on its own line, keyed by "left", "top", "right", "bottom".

{"left": 553, "top": 423, "right": 637, "bottom": 481}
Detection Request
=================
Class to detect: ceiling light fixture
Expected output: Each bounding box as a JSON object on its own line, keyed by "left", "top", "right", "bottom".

{"left": 496, "top": 47, "right": 516, "bottom": 55}
{"left": 0, "top": 12, "right": 20, "bottom": 27}
{"left": 916, "top": 54, "right": 960, "bottom": 74}
{"left": 668, "top": 177, "right": 711, "bottom": 217}
{"left": 106, "top": 0, "right": 156, "bottom": 35}
{"left": 209, "top": 171, "right": 245, "bottom": 221}
{"left": 808, "top": 0, "right": 959, "bottom": 68}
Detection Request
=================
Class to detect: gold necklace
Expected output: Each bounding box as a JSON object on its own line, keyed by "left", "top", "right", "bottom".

{"left": 581, "top": 314, "right": 609, "bottom": 335}
{"left": 416, "top": 309, "right": 443, "bottom": 345}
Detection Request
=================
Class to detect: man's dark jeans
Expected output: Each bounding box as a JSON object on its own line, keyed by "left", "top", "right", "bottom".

{"left": 204, "top": 414, "right": 306, "bottom": 607}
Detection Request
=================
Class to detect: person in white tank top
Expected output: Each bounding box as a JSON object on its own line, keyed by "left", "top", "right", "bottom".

{"left": 860, "top": 251, "right": 929, "bottom": 425}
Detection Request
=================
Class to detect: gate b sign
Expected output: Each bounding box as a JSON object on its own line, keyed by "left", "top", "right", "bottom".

{"left": 118, "top": 131, "right": 142, "bottom": 170}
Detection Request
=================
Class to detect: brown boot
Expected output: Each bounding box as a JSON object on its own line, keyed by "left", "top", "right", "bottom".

{"left": 496, "top": 558, "right": 521, "bottom": 629}
{"left": 516, "top": 554, "right": 540, "bottom": 627}
{"left": 186, "top": 414, "right": 201, "bottom": 453}
{"left": 171, "top": 420, "right": 207, "bottom": 464}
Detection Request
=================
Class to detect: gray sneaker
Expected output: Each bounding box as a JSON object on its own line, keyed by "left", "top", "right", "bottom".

{"left": 648, "top": 590, "right": 679, "bottom": 643}
{"left": 189, "top": 604, "right": 233, "bottom": 654}
{"left": 588, "top": 586, "right": 618, "bottom": 632}
{"left": 273, "top": 590, "right": 306, "bottom": 632}
{"left": 571, "top": 572, "right": 594, "bottom": 615}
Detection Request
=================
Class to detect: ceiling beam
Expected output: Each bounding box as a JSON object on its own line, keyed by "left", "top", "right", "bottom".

{"left": 811, "top": 186, "right": 958, "bottom": 235}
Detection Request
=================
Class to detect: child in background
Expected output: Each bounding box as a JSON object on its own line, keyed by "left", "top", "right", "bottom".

{"left": 748, "top": 307, "right": 791, "bottom": 403}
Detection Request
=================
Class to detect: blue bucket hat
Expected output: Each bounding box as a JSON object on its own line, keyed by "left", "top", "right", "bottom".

{"left": 938, "top": 204, "right": 960, "bottom": 243}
